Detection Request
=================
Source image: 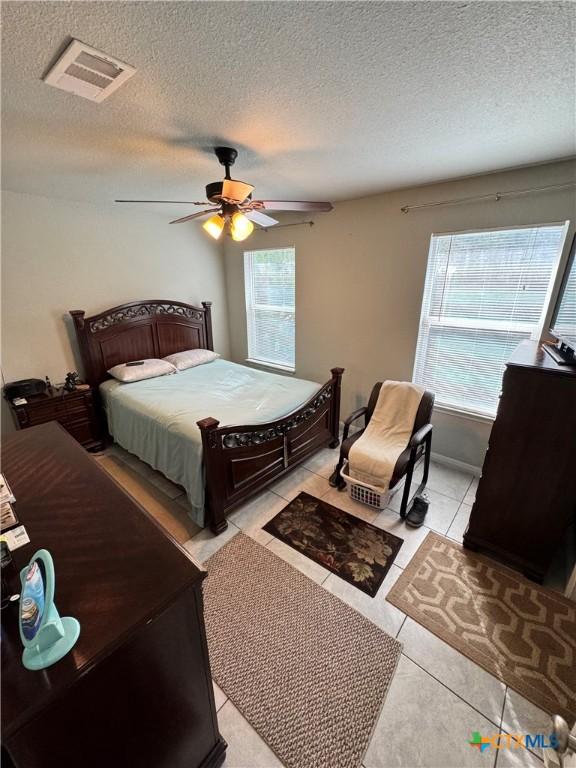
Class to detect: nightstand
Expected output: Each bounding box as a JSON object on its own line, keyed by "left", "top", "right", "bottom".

{"left": 7, "top": 387, "right": 105, "bottom": 452}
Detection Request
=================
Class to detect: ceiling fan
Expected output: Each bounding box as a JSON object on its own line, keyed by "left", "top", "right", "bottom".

{"left": 115, "top": 146, "right": 334, "bottom": 242}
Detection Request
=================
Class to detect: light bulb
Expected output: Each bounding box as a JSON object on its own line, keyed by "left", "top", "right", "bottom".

{"left": 230, "top": 212, "right": 254, "bottom": 242}
{"left": 202, "top": 214, "right": 225, "bottom": 239}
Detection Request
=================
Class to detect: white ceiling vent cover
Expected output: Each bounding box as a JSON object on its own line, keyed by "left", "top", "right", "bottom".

{"left": 43, "top": 40, "right": 136, "bottom": 102}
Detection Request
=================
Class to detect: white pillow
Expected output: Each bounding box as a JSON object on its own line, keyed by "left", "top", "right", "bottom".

{"left": 107, "top": 359, "right": 177, "bottom": 383}
{"left": 163, "top": 348, "right": 220, "bottom": 371}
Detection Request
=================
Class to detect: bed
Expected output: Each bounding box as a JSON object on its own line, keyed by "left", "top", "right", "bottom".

{"left": 70, "top": 300, "right": 343, "bottom": 534}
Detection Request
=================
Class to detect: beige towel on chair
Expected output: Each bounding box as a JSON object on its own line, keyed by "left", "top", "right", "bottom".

{"left": 348, "top": 381, "right": 425, "bottom": 493}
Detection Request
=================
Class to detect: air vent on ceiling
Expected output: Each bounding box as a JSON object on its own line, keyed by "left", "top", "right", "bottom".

{"left": 43, "top": 39, "right": 136, "bottom": 102}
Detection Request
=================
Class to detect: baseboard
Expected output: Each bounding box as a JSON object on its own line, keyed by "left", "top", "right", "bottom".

{"left": 431, "top": 452, "right": 482, "bottom": 477}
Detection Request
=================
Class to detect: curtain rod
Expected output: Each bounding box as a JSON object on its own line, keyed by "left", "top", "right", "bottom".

{"left": 400, "top": 181, "right": 575, "bottom": 214}
{"left": 227, "top": 221, "right": 314, "bottom": 238}
{"left": 262, "top": 220, "right": 314, "bottom": 233}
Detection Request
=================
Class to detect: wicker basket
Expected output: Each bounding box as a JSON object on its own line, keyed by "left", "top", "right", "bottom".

{"left": 340, "top": 461, "right": 394, "bottom": 510}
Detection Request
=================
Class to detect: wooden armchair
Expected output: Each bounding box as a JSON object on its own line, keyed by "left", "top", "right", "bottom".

{"left": 329, "top": 382, "right": 435, "bottom": 518}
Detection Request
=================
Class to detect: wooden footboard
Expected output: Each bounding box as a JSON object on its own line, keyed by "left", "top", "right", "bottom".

{"left": 197, "top": 367, "right": 344, "bottom": 533}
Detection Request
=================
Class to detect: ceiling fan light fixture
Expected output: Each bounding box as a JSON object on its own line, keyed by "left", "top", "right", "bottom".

{"left": 230, "top": 211, "right": 254, "bottom": 242}
{"left": 115, "top": 147, "right": 334, "bottom": 231}
{"left": 202, "top": 214, "right": 225, "bottom": 239}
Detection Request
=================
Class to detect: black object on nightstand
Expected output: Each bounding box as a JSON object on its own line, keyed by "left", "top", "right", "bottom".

{"left": 6, "top": 387, "right": 104, "bottom": 452}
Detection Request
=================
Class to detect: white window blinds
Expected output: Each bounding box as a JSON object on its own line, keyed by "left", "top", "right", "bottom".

{"left": 413, "top": 224, "right": 568, "bottom": 417}
{"left": 244, "top": 247, "right": 296, "bottom": 370}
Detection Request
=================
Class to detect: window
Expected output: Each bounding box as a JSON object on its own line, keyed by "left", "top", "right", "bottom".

{"left": 551, "top": 235, "right": 576, "bottom": 342}
{"left": 244, "top": 247, "right": 296, "bottom": 370}
{"left": 413, "top": 223, "right": 568, "bottom": 417}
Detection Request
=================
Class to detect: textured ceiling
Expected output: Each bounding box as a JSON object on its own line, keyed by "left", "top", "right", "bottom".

{"left": 2, "top": 1, "right": 575, "bottom": 209}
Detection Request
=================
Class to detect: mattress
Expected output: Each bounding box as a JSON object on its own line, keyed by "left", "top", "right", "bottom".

{"left": 100, "top": 359, "right": 321, "bottom": 526}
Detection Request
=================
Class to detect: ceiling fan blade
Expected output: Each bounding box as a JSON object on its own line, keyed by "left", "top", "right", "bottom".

{"left": 169, "top": 209, "right": 221, "bottom": 224}
{"left": 221, "top": 179, "right": 255, "bottom": 203}
{"left": 254, "top": 200, "right": 333, "bottom": 212}
{"left": 116, "top": 200, "right": 211, "bottom": 205}
{"left": 245, "top": 210, "right": 279, "bottom": 228}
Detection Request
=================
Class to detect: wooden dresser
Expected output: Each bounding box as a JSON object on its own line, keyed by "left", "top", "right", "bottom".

{"left": 464, "top": 340, "right": 576, "bottom": 582}
{"left": 1, "top": 422, "right": 226, "bottom": 768}
{"left": 7, "top": 387, "right": 104, "bottom": 451}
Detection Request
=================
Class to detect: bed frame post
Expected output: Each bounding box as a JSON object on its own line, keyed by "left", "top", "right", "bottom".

{"left": 329, "top": 367, "right": 344, "bottom": 449}
{"left": 70, "top": 310, "right": 93, "bottom": 384}
{"left": 196, "top": 417, "right": 228, "bottom": 535}
{"left": 69, "top": 309, "right": 111, "bottom": 440}
{"left": 201, "top": 301, "right": 214, "bottom": 351}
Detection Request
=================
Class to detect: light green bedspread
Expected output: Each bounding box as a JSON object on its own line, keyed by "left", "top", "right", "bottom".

{"left": 100, "top": 359, "right": 321, "bottom": 526}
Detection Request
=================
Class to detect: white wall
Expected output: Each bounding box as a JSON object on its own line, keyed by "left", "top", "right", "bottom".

{"left": 1, "top": 190, "right": 230, "bottom": 431}
{"left": 225, "top": 159, "right": 576, "bottom": 468}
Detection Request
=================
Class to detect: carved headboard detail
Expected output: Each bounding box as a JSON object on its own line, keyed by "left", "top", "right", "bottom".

{"left": 70, "top": 300, "right": 214, "bottom": 387}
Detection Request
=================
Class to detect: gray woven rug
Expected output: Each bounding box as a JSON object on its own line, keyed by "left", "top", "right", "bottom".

{"left": 204, "top": 533, "right": 402, "bottom": 768}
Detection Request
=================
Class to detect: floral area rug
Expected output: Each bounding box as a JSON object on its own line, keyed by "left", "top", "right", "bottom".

{"left": 263, "top": 492, "right": 403, "bottom": 597}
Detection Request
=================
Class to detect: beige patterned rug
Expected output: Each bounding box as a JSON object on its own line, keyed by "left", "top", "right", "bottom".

{"left": 204, "top": 534, "right": 402, "bottom": 768}
{"left": 387, "top": 531, "right": 576, "bottom": 723}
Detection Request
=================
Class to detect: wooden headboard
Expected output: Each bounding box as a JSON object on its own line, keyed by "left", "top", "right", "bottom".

{"left": 70, "top": 300, "right": 214, "bottom": 387}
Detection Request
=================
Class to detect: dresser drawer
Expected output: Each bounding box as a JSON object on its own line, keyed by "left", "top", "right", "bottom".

{"left": 7, "top": 389, "right": 103, "bottom": 451}
{"left": 65, "top": 419, "right": 95, "bottom": 447}
{"left": 16, "top": 403, "right": 67, "bottom": 427}
{"left": 65, "top": 401, "right": 91, "bottom": 419}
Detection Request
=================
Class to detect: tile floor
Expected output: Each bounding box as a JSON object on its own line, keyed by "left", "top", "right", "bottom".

{"left": 94, "top": 445, "right": 552, "bottom": 768}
